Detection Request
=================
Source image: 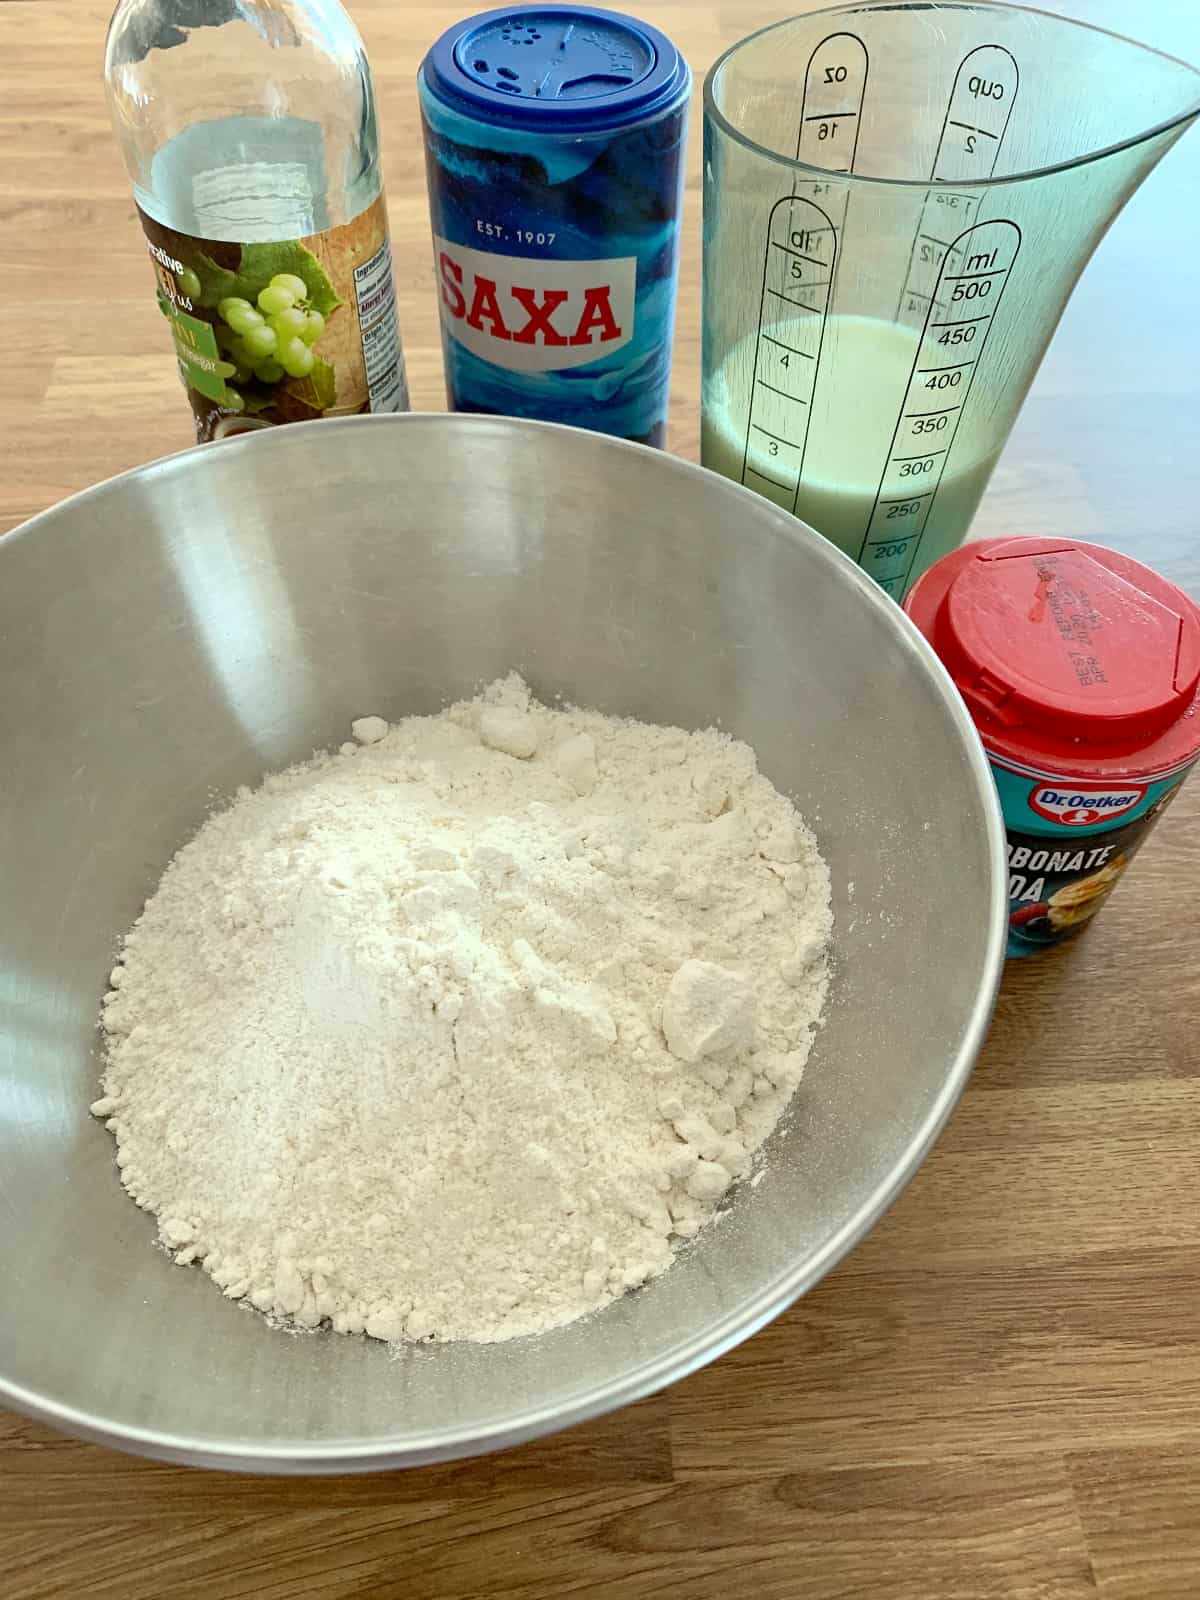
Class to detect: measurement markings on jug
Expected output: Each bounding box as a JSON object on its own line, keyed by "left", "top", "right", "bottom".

{"left": 861, "top": 218, "right": 1021, "bottom": 595}
{"left": 742, "top": 196, "right": 838, "bottom": 509}
{"left": 895, "top": 46, "right": 1019, "bottom": 323}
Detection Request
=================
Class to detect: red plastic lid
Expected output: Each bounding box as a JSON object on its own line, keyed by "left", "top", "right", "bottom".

{"left": 904, "top": 537, "right": 1200, "bottom": 779}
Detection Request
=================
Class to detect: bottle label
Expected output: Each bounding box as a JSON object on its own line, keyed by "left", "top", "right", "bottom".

{"left": 991, "top": 755, "right": 1195, "bottom": 955}
{"left": 136, "top": 195, "right": 409, "bottom": 441}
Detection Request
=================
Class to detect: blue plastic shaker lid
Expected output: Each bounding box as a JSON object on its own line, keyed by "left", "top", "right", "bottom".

{"left": 422, "top": 6, "right": 689, "bottom": 131}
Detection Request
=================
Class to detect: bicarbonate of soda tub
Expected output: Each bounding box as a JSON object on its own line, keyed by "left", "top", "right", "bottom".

{"left": 419, "top": 7, "right": 690, "bottom": 446}
{"left": 905, "top": 537, "right": 1200, "bottom": 957}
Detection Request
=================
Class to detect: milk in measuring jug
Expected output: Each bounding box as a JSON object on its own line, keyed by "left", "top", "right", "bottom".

{"left": 702, "top": 315, "right": 1001, "bottom": 596}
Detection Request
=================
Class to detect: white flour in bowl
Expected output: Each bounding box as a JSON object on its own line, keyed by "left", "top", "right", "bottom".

{"left": 93, "top": 676, "right": 831, "bottom": 1344}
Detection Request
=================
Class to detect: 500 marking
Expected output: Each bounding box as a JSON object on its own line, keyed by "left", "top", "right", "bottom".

{"left": 859, "top": 217, "right": 1022, "bottom": 596}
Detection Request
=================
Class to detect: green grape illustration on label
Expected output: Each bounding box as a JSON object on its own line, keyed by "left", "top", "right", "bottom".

{"left": 140, "top": 199, "right": 408, "bottom": 441}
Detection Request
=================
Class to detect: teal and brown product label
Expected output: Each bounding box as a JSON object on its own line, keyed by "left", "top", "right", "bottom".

{"left": 992, "top": 755, "right": 1195, "bottom": 956}
{"left": 137, "top": 195, "right": 408, "bottom": 441}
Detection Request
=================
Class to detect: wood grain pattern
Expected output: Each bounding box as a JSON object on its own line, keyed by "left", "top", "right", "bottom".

{"left": 1, "top": 0, "right": 1198, "bottom": 1595}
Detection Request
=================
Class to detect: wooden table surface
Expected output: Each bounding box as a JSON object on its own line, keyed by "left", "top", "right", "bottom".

{"left": 2, "top": 0, "right": 1199, "bottom": 1595}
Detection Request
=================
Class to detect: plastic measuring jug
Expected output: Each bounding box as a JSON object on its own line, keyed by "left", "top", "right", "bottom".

{"left": 702, "top": 3, "right": 1200, "bottom": 597}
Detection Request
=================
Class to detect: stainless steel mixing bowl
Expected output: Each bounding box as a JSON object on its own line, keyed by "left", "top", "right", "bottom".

{"left": 0, "top": 415, "right": 1006, "bottom": 1471}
